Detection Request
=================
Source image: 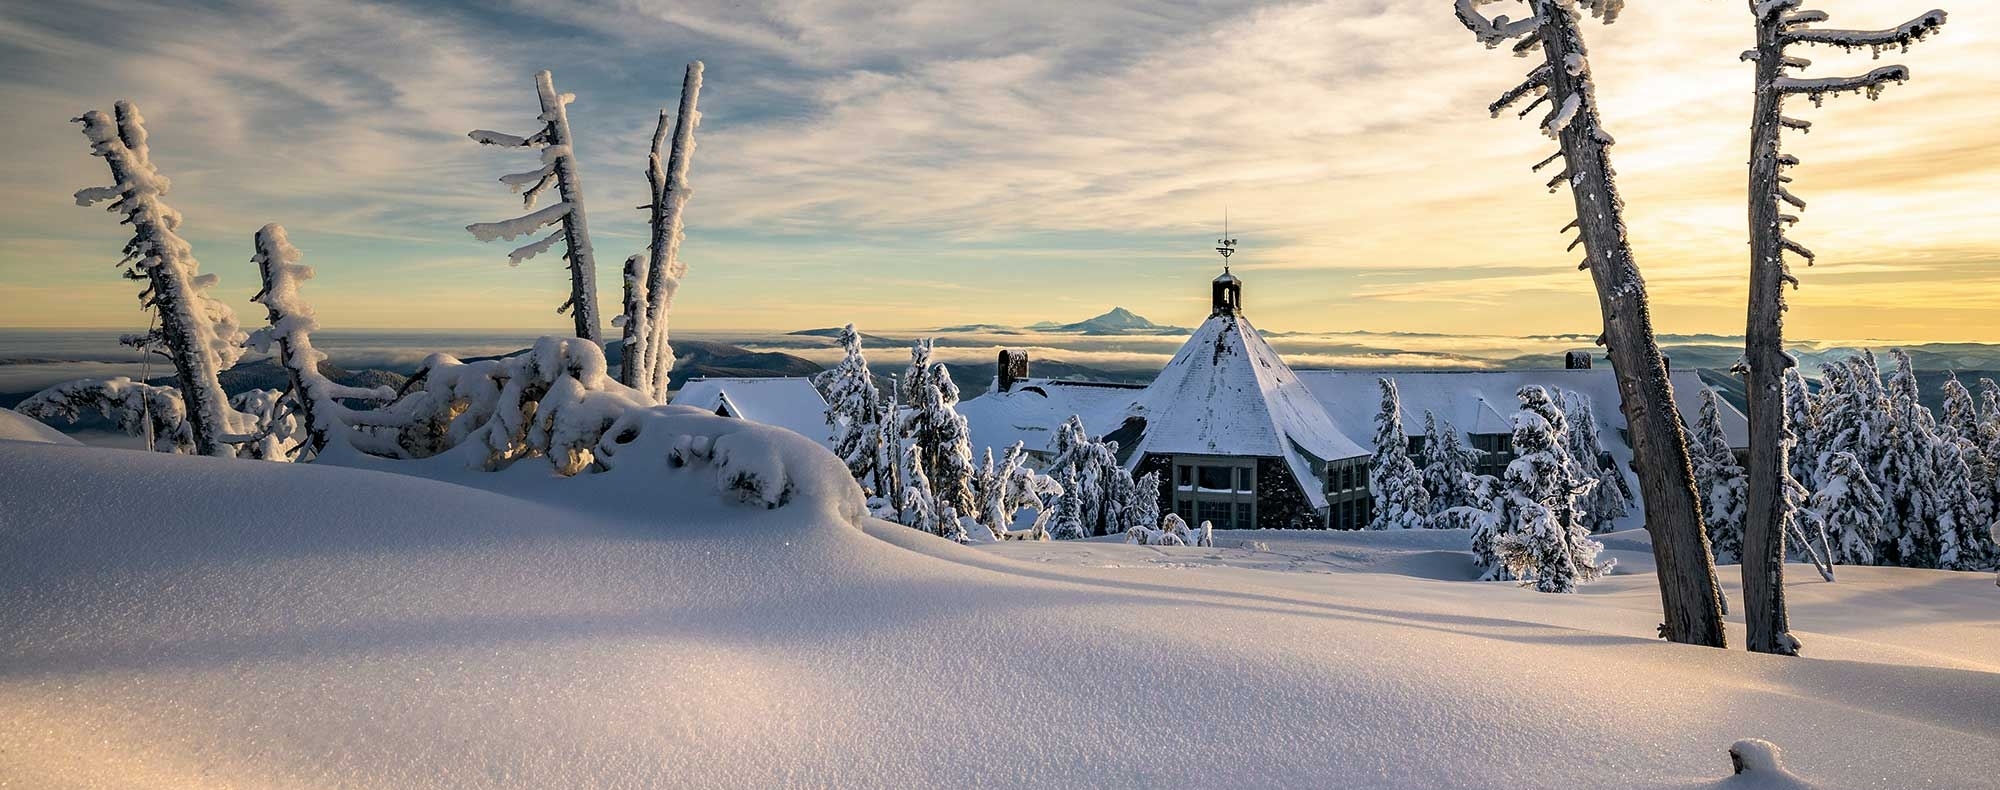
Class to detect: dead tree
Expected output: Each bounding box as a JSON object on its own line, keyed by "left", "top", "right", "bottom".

{"left": 71, "top": 102, "right": 248, "bottom": 457}
{"left": 621, "top": 62, "right": 704, "bottom": 400}
{"left": 1456, "top": 0, "right": 1727, "bottom": 647}
{"left": 1739, "top": 1, "right": 1946, "bottom": 656}
{"left": 468, "top": 70, "right": 602, "bottom": 343}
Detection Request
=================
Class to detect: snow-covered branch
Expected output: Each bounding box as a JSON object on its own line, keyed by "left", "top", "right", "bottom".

{"left": 1783, "top": 10, "right": 1946, "bottom": 56}
{"left": 1488, "top": 64, "right": 1550, "bottom": 118}
{"left": 467, "top": 202, "right": 571, "bottom": 243}
{"left": 17, "top": 377, "right": 191, "bottom": 453}
{"left": 1776, "top": 66, "right": 1910, "bottom": 105}
{"left": 1455, "top": 0, "right": 1539, "bottom": 48}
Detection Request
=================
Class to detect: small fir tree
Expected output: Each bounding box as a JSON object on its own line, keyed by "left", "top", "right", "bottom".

{"left": 1368, "top": 378, "right": 1430, "bottom": 529}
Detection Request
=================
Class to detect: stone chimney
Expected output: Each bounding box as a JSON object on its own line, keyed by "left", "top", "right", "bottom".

{"left": 997, "top": 349, "right": 1029, "bottom": 393}
{"left": 1564, "top": 351, "right": 1593, "bottom": 370}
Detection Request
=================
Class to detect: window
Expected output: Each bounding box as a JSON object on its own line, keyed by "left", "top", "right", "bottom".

{"left": 1236, "top": 467, "right": 1253, "bottom": 493}
{"left": 1198, "top": 501, "right": 1231, "bottom": 528}
{"left": 1175, "top": 500, "right": 1194, "bottom": 522}
{"left": 1176, "top": 465, "right": 1192, "bottom": 488}
{"left": 1236, "top": 502, "right": 1253, "bottom": 529}
{"left": 1198, "top": 466, "right": 1233, "bottom": 491}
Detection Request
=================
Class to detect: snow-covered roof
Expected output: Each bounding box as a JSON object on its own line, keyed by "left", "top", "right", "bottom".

{"left": 1115, "top": 314, "right": 1368, "bottom": 509}
{"left": 1295, "top": 368, "right": 1750, "bottom": 450}
{"left": 956, "top": 378, "right": 1142, "bottom": 458}
{"left": 672, "top": 377, "right": 831, "bottom": 449}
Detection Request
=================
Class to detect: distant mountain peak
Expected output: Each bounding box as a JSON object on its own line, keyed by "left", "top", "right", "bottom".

{"left": 1065, "top": 307, "right": 1159, "bottom": 331}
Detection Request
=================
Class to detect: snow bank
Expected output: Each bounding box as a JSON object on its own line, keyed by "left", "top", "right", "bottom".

{"left": 0, "top": 408, "right": 80, "bottom": 445}
{"left": 1, "top": 441, "right": 1995, "bottom": 788}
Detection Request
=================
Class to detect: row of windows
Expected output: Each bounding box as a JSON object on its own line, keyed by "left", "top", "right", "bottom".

{"left": 1175, "top": 464, "right": 1254, "bottom": 493}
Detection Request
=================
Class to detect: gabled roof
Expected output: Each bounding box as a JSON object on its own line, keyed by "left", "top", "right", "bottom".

{"left": 672, "top": 377, "right": 832, "bottom": 449}
{"left": 1118, "top": 314, "right": 1369, "bottom": 509}
{"left": 1295, "top": 368, "right": 1751, "bottom": 450}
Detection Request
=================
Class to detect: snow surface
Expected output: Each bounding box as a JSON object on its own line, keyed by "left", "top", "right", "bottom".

{"left": 0, "top": 408, "right": 80, "bottom": 445}
{"left": 673, "top": 376, "right": 833, "bottom": 449}
{"left": 2, "top": 437, "right": 1996, "bottom": 788}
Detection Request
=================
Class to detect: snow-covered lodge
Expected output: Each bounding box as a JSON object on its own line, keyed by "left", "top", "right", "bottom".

{"left": 956, "top": 267, "right": 1748, "bottom": 530}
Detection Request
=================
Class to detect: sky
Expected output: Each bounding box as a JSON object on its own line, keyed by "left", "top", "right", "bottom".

{"left": 0, "top": 0, "right": 1994, "bottom": 340}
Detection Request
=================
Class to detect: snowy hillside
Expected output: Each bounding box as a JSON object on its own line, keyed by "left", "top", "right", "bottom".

{"left": 1, "top": 437, "right": 1996, "bottom": 788}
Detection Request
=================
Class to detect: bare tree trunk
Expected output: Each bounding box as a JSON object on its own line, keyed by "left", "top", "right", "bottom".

{"left": 1742, "top": 10, "right": 1798, "bottom": 654}
{"left": 81, "top": 103, "right": 237, "bottom": 457}
{"left": 535, "top": 70, "right": 601, "bottom": 344}
{"left": 1532, "top": 0, "right": 1727, "bottom": 647}
{"left": 620, "top": 109, "right": 671, "bottom": 391}
{"left": 641, "top": 62, "right": 704, "bottom": 402}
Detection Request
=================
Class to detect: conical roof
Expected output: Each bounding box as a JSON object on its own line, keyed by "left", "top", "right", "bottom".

{"left": 1119, "top": 313, "right": 1366, "bottom": 509}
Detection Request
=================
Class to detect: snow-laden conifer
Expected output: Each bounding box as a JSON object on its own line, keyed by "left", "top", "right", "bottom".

{"left": 898, "top": 442, "right": 940, "bottom": 535}
{"left": 899, "top": 340, "right": 977, "bottom": 517}
{"left": 468, "top": 70, "right": 602, "bottom": 343}
{"left": 1127, "top": 470, "right": 1163, "bottom": 535}
{"left": 1784, "top": 368, "right": 1819, "bottom": 491}
{"left": 1457, "top": 0, "right": 1724, "bottom": 643}
{"left": 1050, "top": 466, "right": 1088, "bottom": 541}
{"left": 1045, "top": 414, "right": 1129, "bottom": 536}
{"left": 814, "top": 324, "right": 892, "bottom": 497}
{"left": 624, "top": 63, "right": 704, "bottom": 399}
{"left": 1693, "top": 391, "right": 1749, "bottom": 563}
{"left": 16, "top": 377, "right": 190, "bottom": 453}
{"left": 246, "top": 224, "right": 397, "bottom": 460}
{"left": 1421, "top": 412, "right": 1477, "bottom": 516}
{"left": 1738, "top": 1, "right": 1945, "bottom": 654}
{"left": 1563, "top": 392, "right": 1631, "bottom": 531}
{"left": 1810, "top": 450, "right": 1887, "bottom": 565}
{"left": 61, "top": 102, "right": 247, "bottom": 456}
{"left": 1489, "top": 403, "right": 1613, "bottom": 592}
{"left": 1367, "top": 378, "right": 1429, "bottom": 529}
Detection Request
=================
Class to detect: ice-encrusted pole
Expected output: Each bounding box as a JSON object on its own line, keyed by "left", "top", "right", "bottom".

{"left": 1738, "top": 1, "right": 1945, "bottom": 656}
{"left": 71, "top": 102, "right": 247, "bottom": 457}
{"left": 635, "top": 61, "right": 704, "bottom": 401}
{"left": 468, "top": 69, "right": 601, "bottom": 343}
{"left": 1457, "top": 0, "right": 1727, "bottom": 647}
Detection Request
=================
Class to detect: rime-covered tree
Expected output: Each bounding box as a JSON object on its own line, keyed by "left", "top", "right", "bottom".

{"left": 1880, "top": 350, "right": 1941, "bottom": 566}
{"left": 1050, "top": 466, "right": 1088, "bottom": 541}
{"left": 246, "top": 224, "right": 398, "bottom": 460}
{"left": 1046, "top": 414, "right": 1129, "bottom": 536}
{"left": 1457, "top": 0, "right": 1725, "bottom": 645}
{"left": 1563, "top": 391, "right": 1631, "bottom": 531}
{"left": 992, "top": 443, "right": 1063, "bottom": 540}
{"left": 1368, "top": 378, "right": 1430, "bottom": 529}
{"left": 17, "top": 377, "right": 190, "bottom": 453}
{"left": 621, "top": 63, "right": 705, "bottom": 399}
{"left": 1128, "top": 471, "right": 1163, "bottom": 535}
{"left": 1810, "top": 451, "right": 1886, "bottom": 565}
{"left": 815, "top": 324, "right": 892, "bottom": 497}
{"left": 1421, "top": 412, "right": 1480, "bottom": 516}
{"left": 62, "top": 102, "right": 247, "bottom": 457}
{"left": 1784, "top": 368, "right": 1818, "bottom": 491}
{"left": 899, "top": 340, "right": 977, "bottom": 517}
{"left": 1927, "top": 439, "right": 1989, "bottom": 570}
{"left": 1489, "top": 405, "right": 1612, "bottom": 592}
{"left": 1738, "top": 0, "right": 1947, "bottom": 655}
{"left": 898, "top": 442, "right": 940, "bottom": 535}
{"left": 467, "top": 70, "right": 602, "bottom": 343}
{"left": 1693, "top": 391, "right": 1748, "bottom": 564}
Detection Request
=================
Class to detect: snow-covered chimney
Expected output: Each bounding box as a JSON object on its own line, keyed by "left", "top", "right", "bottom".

{"left": 998, "top": 349, "right": 1029, "bottom": 393}
{"left": 1564, "top": 351, "right": 1592, "bottom": 370}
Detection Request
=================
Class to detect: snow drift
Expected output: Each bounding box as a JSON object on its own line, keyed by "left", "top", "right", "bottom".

{"left": 0, "top": 427, "right": 1995, "bottom": 788}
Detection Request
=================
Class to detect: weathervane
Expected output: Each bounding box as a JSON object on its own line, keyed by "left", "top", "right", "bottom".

{"left": 1215, "top": 209, "right": 1237, "bottom": 272}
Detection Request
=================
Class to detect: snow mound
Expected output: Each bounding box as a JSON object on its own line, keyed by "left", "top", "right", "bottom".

{"left": 0, "top": 408, "right": 80, "bottom": 445}
{"left": 1, "top": 439, "right": 1997, "bottom": 788}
